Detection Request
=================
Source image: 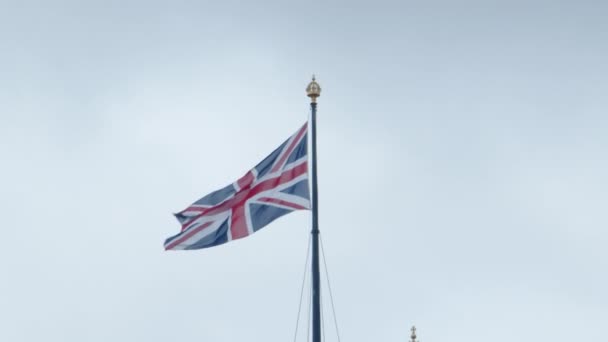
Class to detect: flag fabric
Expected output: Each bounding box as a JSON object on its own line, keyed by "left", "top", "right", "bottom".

{"left": 164, "top": 123, "right": 311, "bottom": 250}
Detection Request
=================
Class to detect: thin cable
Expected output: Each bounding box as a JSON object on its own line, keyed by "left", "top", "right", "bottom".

{"left": 320, "top": 234, "right": 342, "bottom": 342}
{"left": 307, "top": 279, "right": 312, "bottom": 342}
{"left": 321, "top": 289, "right": 326, "bottom": 342}
{"left": 293, "top": 235, "right": 312, "bottom": 342}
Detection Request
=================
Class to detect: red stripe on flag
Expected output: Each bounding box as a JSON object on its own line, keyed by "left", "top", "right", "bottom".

{"left": 165, "top": 221, "right": 214, "bottom": 250}
{"left": 229, "top": 205, "right": 249, "bottom": 240}
{"left": 257, "top": 197, "right": 308, "bottom": 210}
{"left": 236, "top": 171, "right": 255, "bottom": 190}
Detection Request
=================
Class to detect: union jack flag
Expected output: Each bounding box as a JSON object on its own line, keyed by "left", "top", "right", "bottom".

{"left": 164, "top": 123, "right": 310, "bottom": 250}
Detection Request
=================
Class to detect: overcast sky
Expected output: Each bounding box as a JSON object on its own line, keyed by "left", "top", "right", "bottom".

{"left": 1, "top": 1, "right": 607, "bottom": 341}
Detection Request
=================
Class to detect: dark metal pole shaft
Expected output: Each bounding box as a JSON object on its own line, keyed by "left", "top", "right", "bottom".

{"left": 310, "top": 101, "right": 321, "bottom": 342}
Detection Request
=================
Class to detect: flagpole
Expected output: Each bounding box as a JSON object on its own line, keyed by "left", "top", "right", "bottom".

{"left": 306, "top": 76, "right": 322, "bottom": 342}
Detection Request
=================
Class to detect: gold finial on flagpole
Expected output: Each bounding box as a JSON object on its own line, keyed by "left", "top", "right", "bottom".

{"left": 306, "top": 75, "right": 321, "bottom": 103}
